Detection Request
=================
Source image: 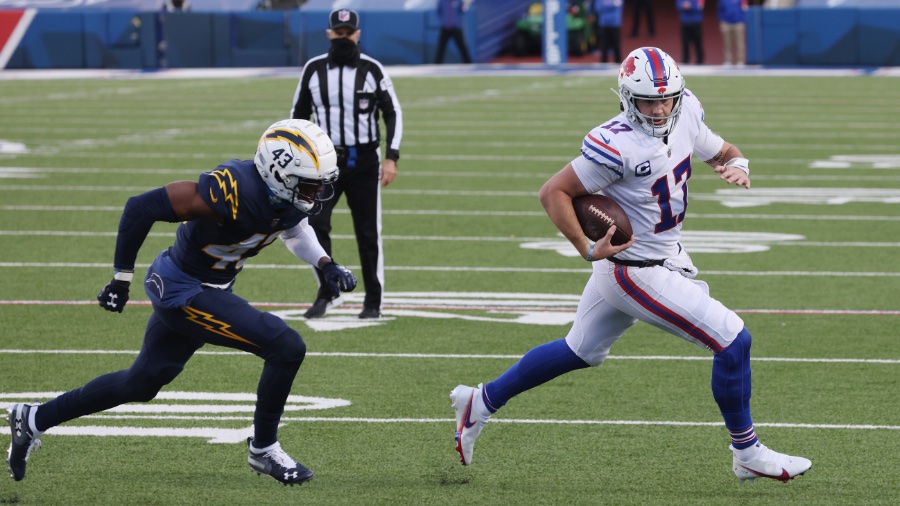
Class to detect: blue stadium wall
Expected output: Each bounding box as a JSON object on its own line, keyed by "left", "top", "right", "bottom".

{"left": 0, "top": 2, "right": 898, "bottom": 69}
{"left": 747, "top": 6, "right": 900, "bottom": 66}
{"left": 0, "top": 0, "right": 527, "bottom": 69}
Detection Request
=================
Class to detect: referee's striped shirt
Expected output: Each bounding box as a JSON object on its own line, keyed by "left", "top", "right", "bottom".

{"left": 290, "top": 53, "right": 402, "bottom": 161}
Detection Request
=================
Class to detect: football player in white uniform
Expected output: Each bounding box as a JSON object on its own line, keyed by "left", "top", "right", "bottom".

{"left": 450, "top": 47, "right": 812, "bottom": 483}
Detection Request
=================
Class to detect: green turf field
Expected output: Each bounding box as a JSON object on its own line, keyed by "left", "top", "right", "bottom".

{"left": 0, "top": 72, "right": 898, "bottom": 505}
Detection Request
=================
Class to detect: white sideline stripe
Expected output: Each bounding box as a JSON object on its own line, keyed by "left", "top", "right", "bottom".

{"left": 3, "top": 301, "right": 900, "bottom": 316}
{"left": 4, "top": 206, "right": 900, "bottom": 222}
{"left": 12, "top": 186, "right": 900, "bottom": 202}
{"left": 4, "top": 167, "right": 900, "bottom": 182}
{"left": 2, "top": 261, "right": 900, "bottom": 277}
{"left": 3, "top": 230, "right": 900, "bottom": 248}
{"left": 0, "top": 349, "right": 896, "bottom": 364}
{"left": 77, "top": 415, "right": 900, "bottom": 431}
{"left": 0, "top": 300, "right": 899, "bottom": 316}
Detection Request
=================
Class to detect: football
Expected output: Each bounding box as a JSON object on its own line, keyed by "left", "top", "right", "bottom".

{"left": 572, "top": 194, "right": 633, "bottom": 246}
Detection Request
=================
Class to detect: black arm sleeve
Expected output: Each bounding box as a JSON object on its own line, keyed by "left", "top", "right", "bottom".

{"left": 291, "top": 64, "right": 315, "bottom": 120}
{"left": 373, "top": 65, "right": 401, "bottom": 161}
{"left": 378, "top": 92, "right": 400, "bottom": 161}
{"left": 113, "top": 187, "right": 179, "bottom": 272}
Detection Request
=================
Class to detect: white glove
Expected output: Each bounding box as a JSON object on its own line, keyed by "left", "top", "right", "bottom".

{"left": 663, "top": 246, "right": 698, "bottom": 279}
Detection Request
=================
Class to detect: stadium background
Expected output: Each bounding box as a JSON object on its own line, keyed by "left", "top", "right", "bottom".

{"left": 0, "top": 0, "right": 899, "bottom": 69}
{"left": 0, "top": 1, "right": 899, "bottom": 504}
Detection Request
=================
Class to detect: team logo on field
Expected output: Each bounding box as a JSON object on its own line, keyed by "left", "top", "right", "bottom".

{"left": 705, "top": 187, "right": 900, "bottom": 208}
{"left": 521, "top": 231, "right": 805, "bottom": 258}
{"left": 273, "top": 292, "right": 582, "bottom": 332}
{"left": 0, "top": 391, "right": 351, "bottom": 444}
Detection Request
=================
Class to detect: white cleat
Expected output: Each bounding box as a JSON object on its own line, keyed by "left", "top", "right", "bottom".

{"left": 450, "top": 384, "right": 490, "bottom": 466}
{"left": 731, "top": 443, "right": 812, "bottom": 483}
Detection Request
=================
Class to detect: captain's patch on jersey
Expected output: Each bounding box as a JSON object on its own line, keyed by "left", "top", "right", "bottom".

{"left": 635, "top": 160, "right": 651, "bottom": 177}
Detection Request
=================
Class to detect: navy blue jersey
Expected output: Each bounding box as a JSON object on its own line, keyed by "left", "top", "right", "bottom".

{"left": 167, "top": 159, "right": 310, "bottom": 285}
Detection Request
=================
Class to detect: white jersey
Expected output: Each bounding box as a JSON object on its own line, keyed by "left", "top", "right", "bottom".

{"left": 571, "top": 89, "right": 723, "bottom": 261}
{"left": 563, "top": 89, "right": 743, "bottom": 360}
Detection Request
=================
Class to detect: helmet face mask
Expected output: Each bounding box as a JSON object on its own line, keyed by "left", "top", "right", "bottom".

{"left": 254, "top": 119, "right": 339, "bottom": 214}
{"left": 617, "top": 47, "right": 685, "bottom": 138}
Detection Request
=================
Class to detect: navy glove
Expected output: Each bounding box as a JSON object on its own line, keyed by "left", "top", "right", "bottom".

{"left": 98, "top": 280, "right": 130, "bottom": 313}
{"left": 322, "top": 261, "right": 357, "bottom": 295}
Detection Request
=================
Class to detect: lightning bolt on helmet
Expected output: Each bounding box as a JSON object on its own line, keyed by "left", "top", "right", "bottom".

{"left": 254, "top": 119, "right": 339, "bottom": 214}
{"left": 616, "top": 47, "right": 685, "bottom": 138}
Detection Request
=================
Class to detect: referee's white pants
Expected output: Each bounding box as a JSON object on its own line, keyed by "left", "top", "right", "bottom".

{"left": 565, "top": 259, "right": 745, "bottom": 366}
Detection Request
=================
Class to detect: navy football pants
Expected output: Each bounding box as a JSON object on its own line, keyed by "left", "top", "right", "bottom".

{"left": 35, "top": 287, "right": 306, "bottom": 448}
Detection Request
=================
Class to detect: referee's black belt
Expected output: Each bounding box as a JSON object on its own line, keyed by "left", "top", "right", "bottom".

{"left": 334, "top": 142, "right": 379, "bottom": 157}
{"left": 608, "top": 257, "right": 665, "bottom": 268}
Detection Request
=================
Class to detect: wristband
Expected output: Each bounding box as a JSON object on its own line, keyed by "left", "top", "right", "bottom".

{"left": 586, "top": 243, "right": 596, "bottom": 262}
{"left": 113, "top": 270, "right": 134, "bottom": 283}
{"left": 724, "top": 157, "right": 750, "bottom": 175}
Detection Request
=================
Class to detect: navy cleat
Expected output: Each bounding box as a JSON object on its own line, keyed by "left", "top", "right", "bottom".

{"left": 247, "top": 438, "right": 314, "bottom": 486}
{"left": 303, "top": 294, "right": 344, "bottom": 319}
{"left": 7, "top": 402, "right": 42, "bottom": 482}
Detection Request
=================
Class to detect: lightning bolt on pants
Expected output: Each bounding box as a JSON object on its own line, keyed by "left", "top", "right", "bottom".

{"left": 34, "top": 287, "right": 306, "bottom": 449}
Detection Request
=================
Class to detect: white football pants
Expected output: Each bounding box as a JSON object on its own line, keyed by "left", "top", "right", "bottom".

{"left": 565, "top": 259, "right": 745, "bottom": 366}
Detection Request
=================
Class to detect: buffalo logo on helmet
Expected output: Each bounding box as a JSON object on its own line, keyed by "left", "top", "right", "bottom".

{"left": 620, "top": 56, "right": 636, "bottom": 78}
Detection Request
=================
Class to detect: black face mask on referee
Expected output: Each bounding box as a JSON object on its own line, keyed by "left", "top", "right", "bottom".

{"left": 329, "top": 37, "right": 360, "bottom": 66}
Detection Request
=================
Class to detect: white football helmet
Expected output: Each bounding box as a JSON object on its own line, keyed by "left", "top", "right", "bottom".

{"left": 255, "top": 119, "right": 338, "bottom": 214}
{"left": 616, "top": 47, "right": 685, "bottom": 138}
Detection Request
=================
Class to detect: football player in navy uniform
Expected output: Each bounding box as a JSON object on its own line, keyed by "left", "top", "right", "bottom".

{"left": 6, "top": 119, "right": 356, "bottom": 486}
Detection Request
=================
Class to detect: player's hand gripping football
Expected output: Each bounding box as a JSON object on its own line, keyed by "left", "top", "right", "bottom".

{"left": 586, "top": 226, "right": 635, "bottom": 262}
{"left": 323, "top": 261, "right": 357, "bottom": 295}
{"left": 98, "top": 279, "right": 130, "bottom": 313}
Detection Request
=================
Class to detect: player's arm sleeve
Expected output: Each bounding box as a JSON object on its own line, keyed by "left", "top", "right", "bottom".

{"left": 374, "top": 63, "right": 402, "bottom": 161}
{"left": 685, "top": 90, "right": 725, "bottom": 161}
{"left": 693, "top": 122, "right": 725, "bottom": 162}
{"left": 113, "top": 187, "right": 180, "bottom": 272}
{"left": 280, "top": 218, "right": 329, "bottom": 266}
{"left": 571, "top": 130, "right": 622, "bottom": 193}
{"left": 290, "top": 63, "right": 315, "bottom": 120}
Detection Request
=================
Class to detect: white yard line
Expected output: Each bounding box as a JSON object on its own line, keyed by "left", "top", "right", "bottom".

{"left": 0, "top": 349, "right": 897, "bottom": 364}
{"left": 5, "top": 207, "right": 900, "bottom": 222}
{"left": 72, "top": 414, "right": 900, "bottom": 431}
{"left": 2, "top": 262, "right": 900, "bottom": 276}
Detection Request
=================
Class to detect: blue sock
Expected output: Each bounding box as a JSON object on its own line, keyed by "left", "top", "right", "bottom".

{"left": 482, "top": 338, "right": 589, "bottom": 413}
{"left": 712, "top": 327, "right": 758, "bottom": 449}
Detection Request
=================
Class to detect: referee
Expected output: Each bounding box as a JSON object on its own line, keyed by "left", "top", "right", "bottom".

{"left": 290, "top": 8, "right": 403, "bottom": 319}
